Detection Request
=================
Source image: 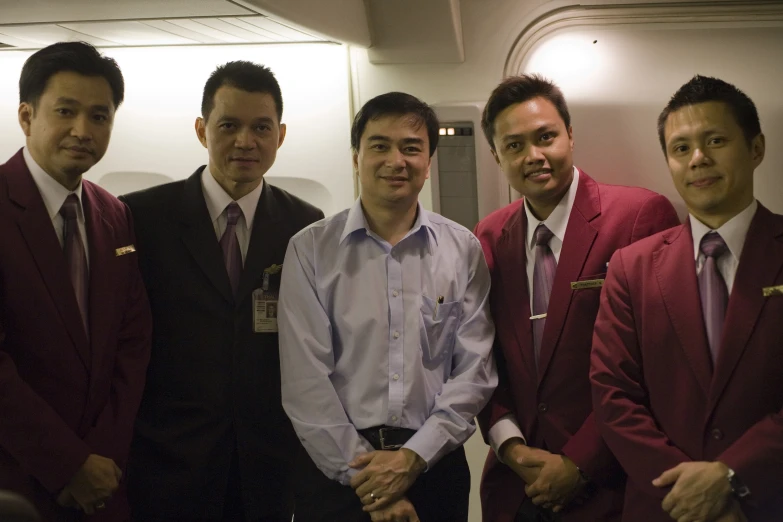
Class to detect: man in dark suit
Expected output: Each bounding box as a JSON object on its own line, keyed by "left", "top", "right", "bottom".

{"left": 122, "top": 61, "right": 324, "bottom": 522}
{"left": 0, "top": 42, "right": 152, "bottom": 521}
{"left": 473, "top": 75, "right": 680, "bottom": 522}
{"left": 592, "top": 76, "right": 783, "bottom": 522}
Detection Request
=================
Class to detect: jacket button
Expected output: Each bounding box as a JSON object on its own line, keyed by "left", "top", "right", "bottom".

{"left": 538, "top": 403, "right": 548, "bottom": 413}
{"left": 711, "top": 428, "right": 724, "bottom": 441}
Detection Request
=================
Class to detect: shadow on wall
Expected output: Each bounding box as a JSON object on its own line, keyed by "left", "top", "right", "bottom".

{"left": 97, "top": 172, "right": 335, "bottom": 214}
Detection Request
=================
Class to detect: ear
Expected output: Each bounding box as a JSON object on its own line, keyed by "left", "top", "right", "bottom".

{"left": 352, "top": 149, "right": 359, "bottom": 174}
{"left": 751, "top": 132, "right": 765, "bottom": 168}
{"left": 277, "top": 123, "right": 287, "bottom": 149}
{"left": 195, "top": 117, "right": 207, "bottom": 148}
{"left": 18, "top": 102, "right": 33, "bottom": 137}
{"left": 490, "top": 147, "right": 500, "bottom": 166}
{"left": 425, "top": 156, "right": 432, "bottom": 181}
{"left": 567, "top": 125, "right": 574, "bottom": 151}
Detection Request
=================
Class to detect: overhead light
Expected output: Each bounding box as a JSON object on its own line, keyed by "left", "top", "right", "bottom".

{"left": 439, "top": 128, "right": 447, "bottom": 135}
{"left": 447, "top": 128, "right": 455, "bottom": 135}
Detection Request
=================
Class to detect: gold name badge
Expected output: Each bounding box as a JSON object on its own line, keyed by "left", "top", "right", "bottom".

{"left": 571, "top": 279, "right": 605, "bottom": 290}
{"left": 115, "top": 245, "right": 136, "bottom": 256}
{"left": 762, "top": 285, "right": 783, "bottom": 297}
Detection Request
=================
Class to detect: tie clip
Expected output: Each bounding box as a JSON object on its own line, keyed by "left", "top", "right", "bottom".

{"left": 762, "top": 285, "right": 783, "bottom": 297}
{"left": 530, "top": 313, "right": 547, "bottom": 321}
{"left": 115, "top": 245, "right": 136, "bottom": 256}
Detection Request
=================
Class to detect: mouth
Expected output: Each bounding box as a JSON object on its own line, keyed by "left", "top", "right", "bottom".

{"left": 688, "top": 176, "right": 721, "bottom": 188}
{"left": 381, "top": 176, "right": 408, "bottom": 184}
{"left": 524, "top": 168, "right": 553, "bottom": 180}
{"left": 230, "top": 158, "right": 259, "bottom": 166}
{"left": 64, "top": 146, "right": 93, "bottom": 156}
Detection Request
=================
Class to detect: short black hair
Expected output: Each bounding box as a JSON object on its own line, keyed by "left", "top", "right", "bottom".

{"left": 657, "top": 75, "right": 761, "bottom": 155}
{"left": 201, "top": 61, "right": 283, "bottom": 122}
{"left": 19, "top": 41, "right": 124, "bottom": 109}
{"left": 481, "top": 74, "right": 570, "bottom": 151}
{"left": 351, "top": 92, "right": 439, "bottom": 157}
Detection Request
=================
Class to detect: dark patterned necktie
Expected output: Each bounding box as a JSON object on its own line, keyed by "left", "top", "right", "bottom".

{"left": 60, "top": 194, "right": 89, "bottom": 335}
{"left": 220, "top": 202, "right": 243, "bottom": 296}
{"left": 531, "top": 224, "right": 557, "bottom": 369}
{"left": 698, "top": 232, "right": 729, "bottom": 364}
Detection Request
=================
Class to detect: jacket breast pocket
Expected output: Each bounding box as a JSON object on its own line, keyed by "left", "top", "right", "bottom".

{"left": 419, "top": 295, "right": 461, "bottom": 365}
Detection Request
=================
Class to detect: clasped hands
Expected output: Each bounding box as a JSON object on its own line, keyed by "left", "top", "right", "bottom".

{"left": 56, "top": 454, "right": 121, "bottom": 515}
{"left": 348, "top": 448, "right": 426, "bottom": 522}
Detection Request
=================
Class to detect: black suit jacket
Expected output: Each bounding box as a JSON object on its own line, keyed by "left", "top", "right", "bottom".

{"left": 120, "top": 168, "right": 324, "bottom": 521}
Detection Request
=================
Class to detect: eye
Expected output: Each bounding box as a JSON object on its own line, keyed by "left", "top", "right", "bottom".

{"left": 93, "top": 114, "right": 108, "bottom": 122}
{"left": 370, "top": 144, "right": 388, "bottom": 152}
{"left": 672, "top": 144, "right": 689, "bottom": 154}
{"left": 506, "top": 142, "right": 520, "bottom": 151}
{"left": 540, "top": 133, "right": 554, "bottom": 142}
{"left": 255, "top": 124, "right": 272, "bottom": 132}
{"left": 404, "top": 146, "right": 422, "bottom": 154}
{"left": 708, "top": 137, "right": 725, "bottom": 145}
{"left": 56, "top": 108, "right": 73, "bottom": 116}
{"left": 219, "top": 122, "right": 236, "bottom": 130}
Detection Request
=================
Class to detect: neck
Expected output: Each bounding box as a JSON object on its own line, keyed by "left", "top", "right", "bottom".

{"left": 361, "top": 197, "right": 418, "bottom": 246}
{"left": 526, "top": 199, "right": 557, "bottom": 221}
{"left": 691, "top": 197, "right": 754, "bottom": 230}
{"left": 28, "top": 146, "right": 81, "bottom": 191}
{"left": 211, "top": 166, "right": 261, "bottom": 201}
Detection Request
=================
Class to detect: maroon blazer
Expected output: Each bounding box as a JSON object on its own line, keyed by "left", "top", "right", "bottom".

{"left": 474, "top": 170, "right": 680, "bottom": 522}
{"left": 591, "top": 205, "right": 783, "bottom": 521}
{"left": 0, "top": 149, "right": 152, "bottom": 521}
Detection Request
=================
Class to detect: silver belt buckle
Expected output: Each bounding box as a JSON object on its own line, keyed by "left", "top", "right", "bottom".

{"left": 378, "top": 428, "right": 403, "bottom": 450}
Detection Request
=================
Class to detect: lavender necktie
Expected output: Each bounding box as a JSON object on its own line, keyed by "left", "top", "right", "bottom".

{"left": 531, "top": 224, "right": 557, "bottom": 369}
{"left": 60, "top": 194, "right": 89, "bottom": 335}
{"left": 698, "top": 232, "right": 729, "bottom": 365}
{"left": 220, "top": 202, "right": 243, "bottom": 296}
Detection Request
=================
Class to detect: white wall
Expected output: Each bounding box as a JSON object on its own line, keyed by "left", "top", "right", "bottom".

{"left": 0, "top": 42, "right": 354, "bottom": 216}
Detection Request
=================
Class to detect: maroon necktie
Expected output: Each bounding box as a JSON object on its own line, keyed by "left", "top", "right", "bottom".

{"left": 698, "top": 232, "right": 729, "bottom": 364}
{"left": 531, "top": 224, "right": 557, "bottom": 369}
{"left": 60, "top": 194, "right": 89, "bottom": 335}
{"left": 220, "top": 202, "right": 243, "bottom": 296}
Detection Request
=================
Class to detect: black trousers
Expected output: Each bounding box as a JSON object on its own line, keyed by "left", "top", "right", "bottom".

{"left": 293, "top": 446, "right": 470, "bottom": 522}
{"left": 514, "top": 498, "right": 561, "bottom": 522}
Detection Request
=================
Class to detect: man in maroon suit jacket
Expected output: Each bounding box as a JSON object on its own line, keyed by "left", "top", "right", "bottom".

{"left": 591, "top": 75, "right": 783, "bottom": 522}
{"left": 474, "top": 75, "right": 680, "bottom": 522}
{"left": 0, "top": 42, "right": 152, "bottom": 521}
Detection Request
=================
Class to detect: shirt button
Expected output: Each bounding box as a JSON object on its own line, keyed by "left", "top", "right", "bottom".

{"left": 393, "top": 374, "right": 400, "bottom": 381}
{"left": 391, "top": 416, "right": 398, "bottom": 422}
{"left": 393, "top": 331, "right": 400, "bottom": 339}
{"left": 711, "top": 428, "right": 724, "bottom": 441}
{"left": 392, "top": 290, "right": 399, "bottom": 297}
{"left": 538, "top": 403, "right": 548, "bottom": 413}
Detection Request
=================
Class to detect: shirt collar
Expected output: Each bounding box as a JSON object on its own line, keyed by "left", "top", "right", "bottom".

{"left": 689, "top": 199, "right": 758, "bottom": 263}
{"left": 23, "top": 146, "right": 84, "bottom": 222}
{"left": 339, "top": 198, "right": 437, "bottom": 247}
{"left": 524, "top": 166, "right": 579, "bottom": 249}
{"left": 201, "top": 165, "right": 264, "bottom": 228}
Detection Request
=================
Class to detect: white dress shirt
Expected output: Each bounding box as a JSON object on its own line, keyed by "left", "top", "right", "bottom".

{"left": 689, "top": 199, "right": 758, "bottom": 294}
{"left": 279, "top": 199, "right": 497, "bottom": 485}
{"left": 201, "top": 166, "right": 264, "bottom": 264}
{"left": 23, "top": 147, "right": 89, "bottom": 266}
{"left": 487, "top": 167, "right": 580, "bottom": 456}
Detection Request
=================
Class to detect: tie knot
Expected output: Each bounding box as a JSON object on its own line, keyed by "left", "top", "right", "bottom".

{"left": 225, "top": 202, "right": 242, "bottom": 226}
{"left": 59, "top": 194, "right": 80, "bottom": 221}
{"left": 533, "top": 224, "right": 554, "bottom": 247}
{"left": 700, "top": 232, "right": 728, "bottom": 259}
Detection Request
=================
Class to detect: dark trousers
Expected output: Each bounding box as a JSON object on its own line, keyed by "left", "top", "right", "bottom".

{"left": 514, "top": 498, "right": 561, "bottom": 522}
{"left": 293, "top": 446, "right": 470, "bottom": 522}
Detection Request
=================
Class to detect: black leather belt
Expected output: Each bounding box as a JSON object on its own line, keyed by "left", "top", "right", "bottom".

{"left": 358, "top": 426, "right": 416, "bottom": 451}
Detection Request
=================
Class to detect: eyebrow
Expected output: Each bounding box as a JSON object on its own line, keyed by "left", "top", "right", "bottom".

{"left": 501, "top": 125, "right": 556, "bottom": 142}
{"left": 218, "top": 116, "right": 275, "bottom": 123}
{"left": 366, "top": 135, "right": 425, "bottom": 145}
{"left": 55, "top": 97, "right": 111, "bottom": 113}
{"left": 667, "top": 126, "right": 726, "bottom": 144}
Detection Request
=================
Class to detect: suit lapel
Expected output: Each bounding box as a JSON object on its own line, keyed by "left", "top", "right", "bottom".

{"left": 236, "top": 182, "right": 287, "bottom": 304}
{"left": 6, "top": 150, "right": 90, "bottom": 368}
{"left": 709, "top": 205, "right": 783, "bottom": 409}
{"left": 537, "top": 172, "right": 599, "bottom": 382}
{"left": 83, "top": 183, "right": 118, "bottom": 376}
{"left": 495, "top": 206, "right": 537, "bottom": 376}
{"left": 177, "top": 168, "right": 234, "bottom": 306}
{"left": 654, "top": 222, "right": 712, "bottom": 395}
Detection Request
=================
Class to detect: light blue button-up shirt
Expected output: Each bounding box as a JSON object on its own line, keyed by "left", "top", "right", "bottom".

{"left": 279, "top": 198, "right": 497, "bottom": 485}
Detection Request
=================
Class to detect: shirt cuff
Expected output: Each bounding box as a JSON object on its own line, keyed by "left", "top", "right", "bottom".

{"left": 488, "top": 415, "right": 526, "bottom": 457}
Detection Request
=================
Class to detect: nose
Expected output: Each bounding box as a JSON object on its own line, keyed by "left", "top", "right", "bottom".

{"left": 385, "top": 148, "right": 406, "bottom": 169}
{"left": 689, "top": 146, "right": 713, "bottom": 169}
{"left": 524, "top": 145, "right": 545, "bottom": 165}
{"left": 70, "top": 114, "right": 93, "bottom": 141}
{"left": 234, "top": 127, "right": 256, "bottom": 150}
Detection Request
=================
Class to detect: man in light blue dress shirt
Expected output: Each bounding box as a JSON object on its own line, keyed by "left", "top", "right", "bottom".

{"left": 279, "top": 92, "right": 498, "bottom": 522}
